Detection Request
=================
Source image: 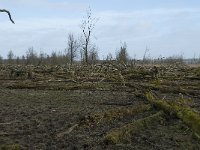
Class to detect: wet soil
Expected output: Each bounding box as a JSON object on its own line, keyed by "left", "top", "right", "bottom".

{"left": 0, "top": 64, "right": 200, "bottom": 149}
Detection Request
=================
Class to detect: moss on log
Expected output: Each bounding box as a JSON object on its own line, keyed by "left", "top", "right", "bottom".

{"left": 146, "top": 91, "right": 200, "bottom": 137}
{"left": 104, "top": 111, "right": 164, "bottom": 144}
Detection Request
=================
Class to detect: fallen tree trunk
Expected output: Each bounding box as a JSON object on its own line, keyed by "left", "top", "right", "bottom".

{"left": 104, "top": 111, "right": 164, "bottom": 144}
{"left": 146, "top": 91, "right": 200, "bottom": 137}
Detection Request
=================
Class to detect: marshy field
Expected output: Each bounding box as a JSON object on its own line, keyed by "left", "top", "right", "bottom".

{"left": 0, "top": 62, "right": 200, "bottom": 149}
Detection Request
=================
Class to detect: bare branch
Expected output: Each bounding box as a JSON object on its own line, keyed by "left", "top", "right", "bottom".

{"left": 0, "top": 9, "right": 15, "bottom": 24}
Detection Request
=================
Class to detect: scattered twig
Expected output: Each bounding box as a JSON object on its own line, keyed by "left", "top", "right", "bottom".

{"left": 0, "top": 9, "right": 15, "bottom": 24}
{"left": 99, "top": 102, "right": 134, "bottom": 106}
{"left": 56, "top": 124, "right": 79, "bottom": 138}
{"left": 0, "top": 122, "right": 13, "bottom": 125}
{"left": 0, "top": 120, "right": 20, "bottom": 125}
{"left": 144, "top": 138, "right": 165, "bottom": 149}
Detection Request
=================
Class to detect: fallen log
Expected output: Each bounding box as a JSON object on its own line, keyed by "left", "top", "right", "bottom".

{"left": 104, "top": 111, "right": 164, "bottom": 144}
{"left": 146, "top": 91, "right": 200, "bottom": 138}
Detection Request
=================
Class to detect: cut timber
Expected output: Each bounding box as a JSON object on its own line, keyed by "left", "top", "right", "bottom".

{"left": 99, "top": 102, "right": 134, "bottom": 106}
{"left": 47, "top": 79, "right": 77, "bottom": 83}
{"left": 56, "top": 124, "right": 79, "bottom": 138}
{"left": 146, "top": 92, "right": 200, "bottom": 137}
{"left": 104, "top": 111, "right": 164, "bottom": 144}
{"left": 57, "top": 105, "right": 152, "bottom": 138}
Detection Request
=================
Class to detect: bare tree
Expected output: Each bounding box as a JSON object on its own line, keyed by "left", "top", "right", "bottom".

{"left": 143, "top": 46, "right": 150, "bottom": 63}
{"left": 26, "top": 47, "right": 38, "bottom": 65}
{"left": 116, "top": 42, "right": 129, "bottom": 64}
{"left": 38, "top": 51, "right": 45, "bottom": 65}
{"left": 67, "top": 33, "right": 79, "bottom": 65}
{"left": 51, "top": 51, "right": 58, "bottom": 65}
{"left": 81, "top": 7, "right": 98, "bottom": 64}
{"left": 88, "top": 45, "right": 99, "bottom": 64}
{"left": 21, "top": 55, "right": 26, "bottom": 65}
{"left": 0, "top": 9, "right": 15, "bottom": 24}
{"left": 106, "top": 53, "right": 113, "bottom": 62}
{"left": 0, "top": 55, "right": 3, "bottom": 64}
{"left": 7, "top": 50, "right": 14, "bottom": 64}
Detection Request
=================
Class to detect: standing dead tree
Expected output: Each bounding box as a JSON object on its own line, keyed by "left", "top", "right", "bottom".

{"left": 0, "top": 9, "right": 15, "bottom": 24}
{"left": 81, "top": 7, "right": 98, "bottom": 64}
{"left": 116, "top": 42, "right": 129, "bottom": 64}
{"left": 68, "top": 33, "right": 79, "bottom": 65}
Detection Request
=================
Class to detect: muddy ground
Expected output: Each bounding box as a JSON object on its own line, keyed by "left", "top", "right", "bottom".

{"left": 0, "top": 64, "right": 200, "bottom": 149}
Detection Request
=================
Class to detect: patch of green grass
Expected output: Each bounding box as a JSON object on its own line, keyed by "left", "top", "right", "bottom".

{"left": 0, "top": 144, "right": 20, "bottom": 150}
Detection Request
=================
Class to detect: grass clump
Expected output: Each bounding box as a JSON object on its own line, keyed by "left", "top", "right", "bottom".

{"left": 0, "top": 144, "right": 20, "bottom": 150}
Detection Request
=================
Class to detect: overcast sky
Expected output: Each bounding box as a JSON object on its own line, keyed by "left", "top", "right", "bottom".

{"left": 0, "top": 0, "right": 200, "bottom": 59}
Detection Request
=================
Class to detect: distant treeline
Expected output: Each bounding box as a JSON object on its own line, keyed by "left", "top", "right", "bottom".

{"left": 0, "top": 45, "right": 200, "bottom": 66}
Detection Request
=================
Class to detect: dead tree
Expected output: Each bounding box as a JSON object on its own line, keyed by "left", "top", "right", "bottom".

{"left": 68, "top": 33, "right": 79, "bottom": 65}
{"left": 0, "top": 9, "right": 15, "bottom": 24}
{"left": 81, "top": 7, "right": 98, "bottom": 64}
{"left": 116, "top": 42, "right": 129, "bottom": 64}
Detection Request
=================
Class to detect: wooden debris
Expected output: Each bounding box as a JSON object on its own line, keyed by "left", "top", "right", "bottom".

{"left": 56, "top": 124, "right": 79, "bottom": 138}
{"left": 146, "top": 91, "right": 200, "bottom": 137}
{"left": 104, "top": 111, "right": 164, "bottom": 144}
